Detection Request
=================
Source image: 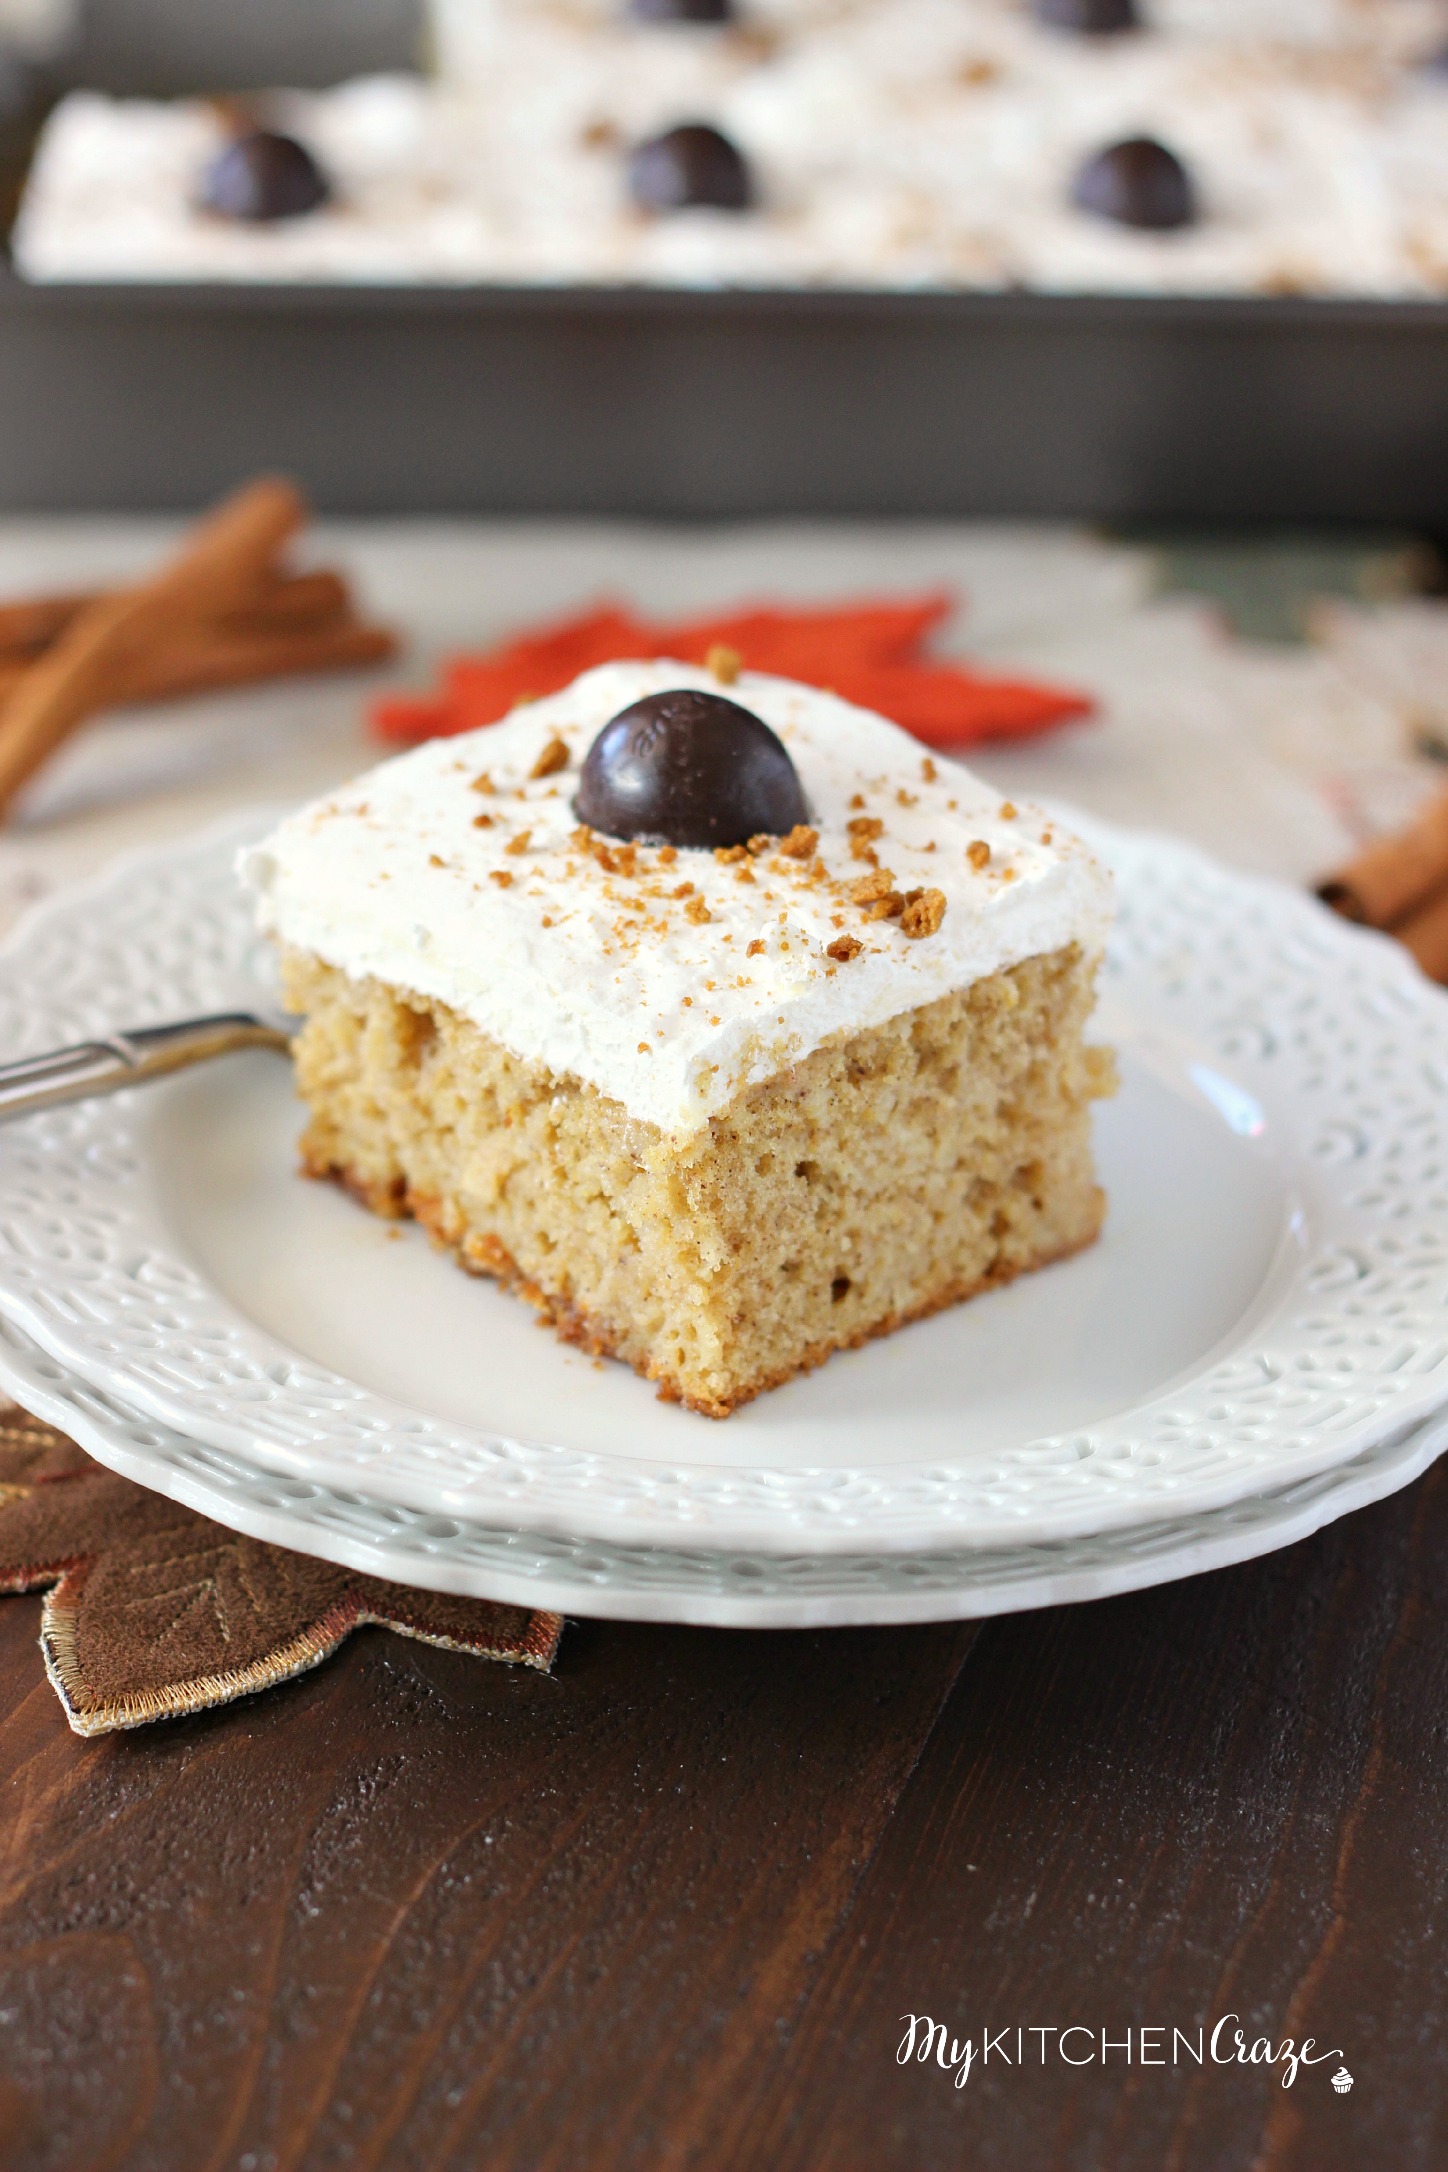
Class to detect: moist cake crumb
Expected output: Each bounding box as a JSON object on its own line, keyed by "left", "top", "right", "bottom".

{"left": 282, "top": 938, "right": 1110, "bottom": 1415}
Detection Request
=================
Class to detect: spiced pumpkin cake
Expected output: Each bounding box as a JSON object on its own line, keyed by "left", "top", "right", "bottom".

{"left": 242, "top": 659, "right": 1115, "bottom": 1416}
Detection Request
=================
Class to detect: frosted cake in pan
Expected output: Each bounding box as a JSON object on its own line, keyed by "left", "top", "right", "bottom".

{"left": 13, "top": 0, "right": 1448, "bottom": 296}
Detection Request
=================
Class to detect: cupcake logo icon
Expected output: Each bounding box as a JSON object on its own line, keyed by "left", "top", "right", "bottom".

{"left": 1332, "top": 2066, "right": 1354, "bottom": 2095}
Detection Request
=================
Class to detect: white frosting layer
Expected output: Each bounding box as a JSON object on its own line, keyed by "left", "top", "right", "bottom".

{"left": 243, "top": 660, "right": 1113, "bottom": 1139}
{"left": 14, "top": 0, "right": 1448, "bottom": 297}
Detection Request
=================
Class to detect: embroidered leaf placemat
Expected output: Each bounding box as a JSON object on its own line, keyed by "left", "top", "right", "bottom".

{"left": 0, "top": 1404, "right": 562, "bottom": 1736}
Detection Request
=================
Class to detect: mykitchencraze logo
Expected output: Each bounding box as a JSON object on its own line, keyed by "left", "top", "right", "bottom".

{"left": 897, "top": 2016, "right": 1350, "bottom": 2094}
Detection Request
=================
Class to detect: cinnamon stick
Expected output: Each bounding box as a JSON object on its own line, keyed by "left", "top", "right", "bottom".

{"left": 111, "top": 618, "right": 397, "bottom": 705}
{"left": 0, "top": 604, "right": 394, "bottom": 712}
{"left": 0, "top": 477, "right": 307, "bottom": 817}
{"left": 0, "top": 592, "right": 94, "bottom": 657}
{"left": 1390, "top": 881, "right": 1448, "bottom": 983}
{"left": 0, "top": 567, "right": 352, "bottom": 660}
{"left": 221, "top": 570, "right": 352, "bottom": 638}
{"left": 1317, "top": 787, "right": 1448, "bottom": 929}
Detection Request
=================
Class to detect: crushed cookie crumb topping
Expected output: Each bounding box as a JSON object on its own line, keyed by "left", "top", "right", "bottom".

{"left": 706, "top": 643, "right": 742, "bottom": 685}
{"left": 713, "top": 844, "right": 748, "bottom": 865}
{"left": 826, "top": 933, "right": 864, "bottom": 962}
{"left": 489, "top": 870, "right": 514, "bottom": 889}
{"left": 428, "top": 853, "right": 446, "bottom": 868}
{"left": 472, "top": 811, "right": 494, "bottom": 829}
{"left": 685, "top": 895, "right": 712, "bottom": 924}
{"left": 1000, "top": 801, "right": 1018, "bottom": 819}
{"left": 967, "top": 840, "right": 991, "bottom": 871}
{"left": 900, "top": 888, "right": 946, "bottom": 938}
{"left": 847, "top": 815, "right": 884, "bottom": 864}
{"left": 529, "top": 735, "right": 570, "bottom": 780}
{"left": 505, "top": 829, "right": 533, "bottom": 856}
{"left": 469, "top": 772, "right": 495, "bottom": 795}
{"left": 778, "top": 824, "right": 818, "bottom": 859}
{"left": 921, "top": 757, "right": 938, "bottom": 782}
{"left": 571, "top": 824, "right": 619, "bottom": 874}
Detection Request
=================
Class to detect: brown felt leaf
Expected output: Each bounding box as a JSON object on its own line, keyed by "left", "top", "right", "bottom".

{"left": 0, "top": 1405, "right": 562, "bottom": 1736}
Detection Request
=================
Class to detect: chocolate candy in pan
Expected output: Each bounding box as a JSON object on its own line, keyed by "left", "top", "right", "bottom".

{"left": 1035, "top": 0, "right": 1139, "bottom": 31}
{"left": 628, "top": 124, "right": 754, "bottom": 213}
{"left": 199, "top": 130, "right": 331, "bottom": 224}
{"left": 1072, "top": 137, "right": 1196, "bottom": 231}
{"left": 630, "top": 0, "right": 734, "bottom": 19}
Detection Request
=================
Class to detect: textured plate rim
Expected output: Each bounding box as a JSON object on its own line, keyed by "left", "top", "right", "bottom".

{"left": 0, "top": 1308, "right": 1443, "bottom": 1630}
{"left": 0, "top": 806, "right": 1446, "bottom": 1557}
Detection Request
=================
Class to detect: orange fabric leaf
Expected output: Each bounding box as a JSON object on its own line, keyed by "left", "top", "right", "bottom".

{"left": 370, "top": 592, "right": 1092, "bottom": 751}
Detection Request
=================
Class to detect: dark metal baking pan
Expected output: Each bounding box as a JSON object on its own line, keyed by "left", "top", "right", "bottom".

{"left": 0, "top": 273, "right": 1444, "bottom": 523}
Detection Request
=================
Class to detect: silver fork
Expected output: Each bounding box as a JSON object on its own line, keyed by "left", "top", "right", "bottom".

{"left": 0, "top": 1013, "right": 292, "bottom": 1123}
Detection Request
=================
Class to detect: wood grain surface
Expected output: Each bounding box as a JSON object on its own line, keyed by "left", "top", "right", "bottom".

{"left": 1, "top": 1466, "right": 1446, "bottom": 2170}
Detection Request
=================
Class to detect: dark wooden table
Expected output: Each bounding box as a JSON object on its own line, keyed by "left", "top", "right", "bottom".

{"left": 1, "top": 1453, "right": 1445, "bottom": 2171}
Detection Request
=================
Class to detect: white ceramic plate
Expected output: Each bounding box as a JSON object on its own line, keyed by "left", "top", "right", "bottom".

{"left": 0, "top": 811, "right": 1446, "bottom": 1557}
{"left": 0, "top": 1307, "right": 1442, "bottom": 1628}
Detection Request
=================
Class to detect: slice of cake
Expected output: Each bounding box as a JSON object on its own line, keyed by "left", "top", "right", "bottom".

{"left": 243, "top": 659, "right": 1114, "bottom": 1417}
